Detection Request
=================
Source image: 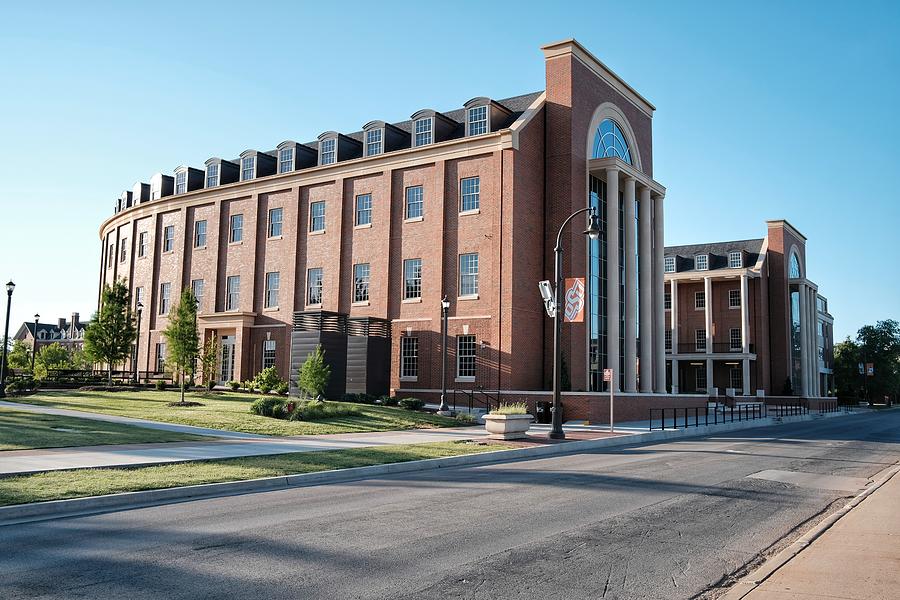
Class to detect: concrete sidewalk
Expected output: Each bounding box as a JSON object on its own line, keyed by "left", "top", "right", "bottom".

{"left": 730, "top": 466, "right": 900, "bottom": 599}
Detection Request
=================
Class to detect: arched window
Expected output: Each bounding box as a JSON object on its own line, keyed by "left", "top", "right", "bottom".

{"left": 789, "top": 252, "right": 802, "bottom": 279}
{"left": 592, "top": 118, "right": 632, "bottom": 164}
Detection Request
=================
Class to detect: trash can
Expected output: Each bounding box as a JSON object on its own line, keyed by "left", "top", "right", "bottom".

{"left": 536, "top": 401, "right": 552, "bottom": 424}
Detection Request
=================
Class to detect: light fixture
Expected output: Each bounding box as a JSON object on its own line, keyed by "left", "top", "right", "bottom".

{"left": 584, "top": 207, "right": 601, "bottom": 240}
{"left": 5, "top": 281, "right": 14, "bottom": 294}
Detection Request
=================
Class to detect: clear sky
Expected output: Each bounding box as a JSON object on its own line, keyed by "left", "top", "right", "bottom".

{"left": 1, "top": 1, "right": 897, "bottom": 342}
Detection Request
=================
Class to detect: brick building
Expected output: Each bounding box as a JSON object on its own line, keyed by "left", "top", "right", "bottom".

{"left": 664, "top": 220, "right": 835, "bottom": 399}
{"left": 98, "top": 39, "right": 672, "bottom": 418}
{"left": 13, "top": 313, "right": 90, "bottom": 354}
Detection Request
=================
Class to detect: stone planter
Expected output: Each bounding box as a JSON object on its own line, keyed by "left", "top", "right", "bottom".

{"left": 483, "top": 413, "right": 534, "bottom": 440}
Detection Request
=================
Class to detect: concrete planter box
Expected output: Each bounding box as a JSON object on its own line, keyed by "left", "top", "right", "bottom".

{"left": 484, "top": 413, "right": 534, "bottom": 440}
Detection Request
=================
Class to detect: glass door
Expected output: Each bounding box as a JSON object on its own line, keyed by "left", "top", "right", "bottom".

{"left": 221, "top": 335, "right": 235, "bottom": 383}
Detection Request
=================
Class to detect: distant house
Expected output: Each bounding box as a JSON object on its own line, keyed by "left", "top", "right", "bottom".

{"left": 13, "top": 312, "right": 91, "bottom": 354}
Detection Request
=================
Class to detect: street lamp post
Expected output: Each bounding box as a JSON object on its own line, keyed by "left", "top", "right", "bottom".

{"left": 134, "top": 302, "right": 143, "bottom": 384}
{"left": 437, "top": 296, "right": 452, "bottom": 415}
{"left": 0, "top": 281, "right": 16, "bottom": 398}
{"left": 549, "top": 208, "right": 601, "bottom": 440}
{"left": 31, "top": 313, "right": 40, "bottom": 373}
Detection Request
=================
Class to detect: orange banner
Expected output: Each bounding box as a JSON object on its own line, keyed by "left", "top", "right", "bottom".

{"left": 563, "top": 277, "right": 585, "bottom": 323}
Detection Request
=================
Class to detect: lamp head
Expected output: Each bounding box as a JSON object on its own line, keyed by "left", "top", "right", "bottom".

{"left": 5, "top": 281, "right": 14, "bottom": 294}
{"left": 136, "top": 301, "right": 144, "bottom": 311}
{"left": 441, "top": 296, "right": 450, "bottom": 310}
{"left": 34, "top": 313, "right": 40, "bottom": 322}
{"left": 584, "top": 207, "right": 601, "bottom": 241}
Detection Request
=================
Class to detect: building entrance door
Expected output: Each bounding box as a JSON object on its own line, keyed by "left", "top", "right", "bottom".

{"left": 221, "top": 335, "right": 235, "bottom": 383}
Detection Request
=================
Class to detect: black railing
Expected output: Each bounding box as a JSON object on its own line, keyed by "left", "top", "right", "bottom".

{"left": 44, "top": 368, "right": 173, "bottom": 384}
{"left": 452, "top": 387, "right": 501, "bottom": 413}
{"left": 673, "top": 343, "right": 756, "bottom": 354}
{"left": 649, "top": 403, "right": 767, "bottom": 431}
{"left": 765, "top": 400, "right": 808, "bottom": 418}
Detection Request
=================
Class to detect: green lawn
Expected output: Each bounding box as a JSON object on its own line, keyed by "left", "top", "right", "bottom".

{"left": 0, "top": 407, "right": 205, "bottom": 451}
{"left": 10, "top": 390, "right": 465, "bottom": 436}
{"left": 0, "top": 441, "right": 504, "bottom": 506}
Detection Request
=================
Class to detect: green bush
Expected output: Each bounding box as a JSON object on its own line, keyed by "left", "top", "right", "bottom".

{"left": 205, "top": 379, "right": 216, "bottom": 391}
{"left": 254, "top": 366, "right": 284, "bottom": 395}
{"left": 275, "top": 382, "right": 289, "bottom": 395}
{"left": 490, "top": 402, "right": 529, "bottom": 415}
{"left": 380, "top": 395, "right": 399, "bottom": 407}
{"left": 227, "top": 380, "right": 240, "bottom": 391}
{"left": 289, "top": 400, "right": 358, "bottom": 421}
{"left": 242, "top": 380, "right": 256, "bottom": 392}
{"left": 454, "top": 412, "right": 477, "bottom": 425}
{"left": 249, "top": 397, "right": 287, "bottom": 418}
{"left": 398, "top": 397, "right": 425, "bottom": 411}
{"left": 341, "top": 392, "right": 378, "bottom": 404}
{"left": 299, "top": 345, "right": 330, "bottom": 399}
{"left": 154, "top": 380, "right": 168, "bottom": 391}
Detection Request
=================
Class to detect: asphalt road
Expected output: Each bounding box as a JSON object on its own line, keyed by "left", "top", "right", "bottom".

{"left": 2, "top": 411, "right": 898, "bottom": 600}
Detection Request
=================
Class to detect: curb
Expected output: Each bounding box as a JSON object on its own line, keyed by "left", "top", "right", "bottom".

{"left": 0, "top": 411, "right": 851, "bottom": 527}
{"left": 721, "top": 459, "right": 900, "bottom": 599}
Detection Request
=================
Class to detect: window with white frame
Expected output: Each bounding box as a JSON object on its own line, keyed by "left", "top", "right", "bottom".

{"left": 414, "top": 117, "right": 433, "bottom": 146}
{"left": 155, "top": 343, "right": 167, "bottom": 372}
{"left": 664, "top": 256, "right": 675, "bottom": 273}
{"left": 728, "top": 251, "right": 742, "bottom": 269}
{"left": 191, "top": 279, "right": 204, "bottom": 312}
{"left": 457, "top": 335, "right": 477, "bottom": 379}
{"left": 353, "top": 263, "right": 370, "bottom": 303}
{"left": 268, "top": 207, "right": 283, "bottom": 238}
{"left": 365, "top": 128, "right": 382, "bottom": 156}
{"left": 206, "top": 164, "right": 219, "bottom": 188}
{"left": 403, "top": 259, "right": 422, "bottom": 299}
{"left": 695, "top": 328, "right": 706, "bottom": 351}
{"left": 729, "top": 367, "right": 742, "bottom": 390}
{"left": 400, "top": 336, "right": 418, "bottom": 379}
{"left": 230, "top": 214, "right": 243, "bottom": 243}
{"left": 163, "top": 225, "right": 175, "bottom": 252}
{"left": 730, "top": 328, "right": 742, "bottom": 351}
{"left": 460, "top": 176, "right": 480, "bottom": 212}
{"left": 694, "top": 254, "right": 709, "bottom": 271}
{"left": 729, "top": 289, "right": 741, "bottom": 309}
{"left": 665, "top": 329, "right": 672, "bottom": 351}
{"left": 194, "top": 220, "right": 207, "bottom": 248}
{"left": 241, "top": 156, "right": 255, "bottom": 181}
{"left": 175, "top": 170, "right": 187, "bottom": 194}
{"left": 226, "top": 275, "right": 240, "bottom": 311}
{"left": 264, "top": 272, "right": 279, "bottom": 308}
{"left": 135, "top": 286, "right": 145, "bottom": 308}
{"left": 695, "top": 366, "right": 707, "bottom": 391}
{"left": 310, "top": 201, "right": 325, "bottom": 232}
{"left": 459, "top": 253, "right": 479, "bottom": 297}
{"left": 138, "top": 232, "right": 148, "bottom": 257}
{"left": 278, "top": 147, "right": 294, "bottom": 173}
{"left": 262, "top": 340, "right": 276, "bottom": 370}
{"left": 107, "top": 244, "right": 114, "bottom": 267}
{"left": 405, "top": 185, "right": 423, "bottom": 219}
{"left": 119, "top": 238, "right": 127, "bottom": 262}
{"left": 664, "top": 292, "right": 672, "bottom": 310}
{"left": 307, "top": 268, "right": 323, "bottom": 305}
{"left": 355, "top": 194, "right": 372, "bottom": 226}
{"left": 159, "top": 282, "right": 171, "bottom": 315}
{"left": 467, "top": 105, "right": 488, "bottom": 136}
{"left": 695, "top": 291, "right": 705, "bottom": 310}
{"left": 319, "top": 138, "right": 335, "bottom": 165}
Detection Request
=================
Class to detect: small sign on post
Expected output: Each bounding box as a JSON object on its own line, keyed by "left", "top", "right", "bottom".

{"left": 603, "top": 368, "right": 614, "bottom": 433}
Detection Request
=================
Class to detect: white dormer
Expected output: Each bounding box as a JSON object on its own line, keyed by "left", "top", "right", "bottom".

{"left": 694, "top": 254, "right": 709, "bottom": 271}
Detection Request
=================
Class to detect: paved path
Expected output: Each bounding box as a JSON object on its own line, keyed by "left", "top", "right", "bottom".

{"left": 1, "top": 411, "right": 897, "bottom": 599}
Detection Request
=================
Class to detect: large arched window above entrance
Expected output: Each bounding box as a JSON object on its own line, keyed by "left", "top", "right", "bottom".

{"left": 592, "top": 118, "right": 632, "bottom": 164}
{"left": 789, "top": 251, "right": 802, "bottom": 279}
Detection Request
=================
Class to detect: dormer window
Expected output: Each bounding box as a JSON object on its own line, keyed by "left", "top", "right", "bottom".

{"left": 175, "top": 170, "right": 187, "bottom": 195}
{"left": 365, "top": 128, "right": 383, "bottom": 156}
{"left": 664, "top": 256, "right": 676, "bottom": 273}
{"left": 414, "top": 117, "right": 433, "bottom": 146}
{"left": 728, "top": 251, "right": 743, "bottom": 269}
{"left": 278, "top": 147, "right": 294, "bottom": 173}
{"left": 467, "top": 105, "right": 488, "bottom": 136}
{"left": 694, "top": 254, "right": 709, "bottom": 271}
{"left": 241, "top": 156, "right": 255, "bottom": 181}
{"left": 206, "top": 164, "right": 219, "bottom": 188}
{"left": 320, "top": 138, "right": 336, "bottom": 165}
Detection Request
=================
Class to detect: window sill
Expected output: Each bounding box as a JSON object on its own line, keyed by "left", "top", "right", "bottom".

{"left": 267, "top": 235, "right": 283, "bottom": 241}
{"left": 729, "top": 305, "right": 741, "bottom": 310}
{"left": 137, "top": 255, "right": 147, "bottom": 260}
{"left": 354, "top": 223, "right": 373, "bottom": 230}
{"left": 404, "top": 216, "right": 424, "bottom": 223}
{"left": 306, "top": 303, "right": 323, "bottom": 309}
{"left": 352, "top": 301, "right": 370, "bottom": 307}
{"left": 194, "top": 245, "right": 207, "bottom": 251}
{"left": 458, "top": 294, "right": 479, "bottom": 301}
{"left": 694, "top": 307, "right": 705, "bottom": 311}
{"left": 399, "top": 376, "right": 418, "bottom": 382}
{"left": 459, "top": 209, "right": 480, "bottom": 217}
{"left": 263, "top": 307, "right": 280, "bottom": 312}
{"left": 455, "top": 377, "right": 475, "bottom": 383}
{"left": 229, "top": 241, "right": 243, "bottom": 247}
{"left": 162, "top": 250, "right": 175, "bottom": 255}
{"left": 308, "top": 229, "right": 326, "bottom": 236}
{"left": 402, "top": 298, "right": 422, "bottom": 304}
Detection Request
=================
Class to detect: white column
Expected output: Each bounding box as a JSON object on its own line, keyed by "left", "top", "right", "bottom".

{"left": 653, "top": 194, "right": 666, "bottom": 393}
{"left": 742, "top": 358, "right": 751, "bottom": 396}
{"left": 704, "top": 276, "right": 713, "bottom": 355}
{"left": 639, "top": 186, "right": 653, "bottom": 392}
{"left": 809, "top": 287, "right": 818, "bottom": 396}
{"left": 798, "top": 283, "right": 810, "bottom": 397}
{"left": 706, "top": 358, "right": 714, "bottom": 397}
{"left": 670, "top": 279, "right": 679, "bottom": 351}
{"left": 623, "top": 177, "right": 637, "bottom": 392}
{"left": 672, "top": 358, "right": 679, "bottom": 394}
{"left": 606, "top": 168, "right": 620, "bottom": 392}
{"left": 740, "top": 273, "right": 750, "bottom": 353}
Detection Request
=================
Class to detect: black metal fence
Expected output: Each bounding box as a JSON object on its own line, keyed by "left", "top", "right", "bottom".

{"left": 650, "top": 403, "right": 769, "bottom": 431}
{"left": 452, "top": 388, "right": 501, "bottom": 413}
{"left": 43, "top": 369, "right": 173, "bottom": 385}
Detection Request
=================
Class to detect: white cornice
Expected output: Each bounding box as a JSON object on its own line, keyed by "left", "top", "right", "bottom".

{"left": 588, "top": 156, "right": 665, "bottom": 196}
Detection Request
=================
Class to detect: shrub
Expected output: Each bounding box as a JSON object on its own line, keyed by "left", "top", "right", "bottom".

{"left": 249, "top": 397, "right": 286, "bottom": 418}
{"left": 490, "top": 402, "right": 528, "bottom": 415}
{"left": 228, "top": 380, "right": 240, "bottom": 391}
{"left": 275, "top": 382, "right": 289, "bottom": 395}
{"left": 154, "top": 380, "right": 168, "bottom": 391}
{"left": 454, "top": 412, "right": 478, "bottom": 425}
{"left": 258, "top": 383, "right": 272, "bottom": 394}
{"left": 205, "top": 379, "right": 216, "bottom": 391}
{"left": 380, "top": 395, "right": 399, "bottom": 407}
{"left": 5, "top": 380, "right": 22, "bottom": 395}
{"left": 398, "top": 397, "right": 425, "bottom": 411}
{"left": 254, "top": 366, "right": 284, "bottom": 395}
{"left": 299, "top": 345, "right": 330, "bottom": 399}
{"left": 341, "top": 392, "right": 377, "bottom": 404}
{"left": 289, "top": 400, "right": 358, "bottom": 421}
{"left": 242, "top": 380, "right": 256, "bottom": 392}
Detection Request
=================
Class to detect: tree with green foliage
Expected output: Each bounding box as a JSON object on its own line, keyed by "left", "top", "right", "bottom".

{"left": 33, "top": 342, "right": 74, "bottom": 380}
{"left": 199, "top": 337, "right": 220, "bottom": 390}
{"left": 834, "top": 320, "right": 900, "bottom": 403}
{"left": 298, "top": 345, "right": 330, "bottom": 400}
{"left": 84, "top": 280, "right": 137, "bottom": 384}
{"left": 162, "top": 289, "right": 200, "bottom": 404}
{"left": 7, "top": 340, "right": 32, "bottom": 370}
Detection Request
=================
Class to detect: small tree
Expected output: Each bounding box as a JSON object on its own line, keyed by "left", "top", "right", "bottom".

{"left": 7, "top": 340, "right": 32, "bottom": 370}
{"left": 84, "top": 280, "right": 137, "bottom": 384}
{"left": 199, "top": 337, "right": 220, "bottom": 390}
{"left": 299, "top": 345, "right": 330, "bottom": 400}
{"left": 162, "top": 289, "right": 200, "bottom": 404}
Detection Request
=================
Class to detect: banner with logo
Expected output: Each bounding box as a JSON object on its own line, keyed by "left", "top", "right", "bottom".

{"left": 563, "top": 277, "right": 585, "bottom": 323}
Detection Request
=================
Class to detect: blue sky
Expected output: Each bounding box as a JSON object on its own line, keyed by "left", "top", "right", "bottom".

{"left": 1, "top": 1, "right": 897, "bottom": 342}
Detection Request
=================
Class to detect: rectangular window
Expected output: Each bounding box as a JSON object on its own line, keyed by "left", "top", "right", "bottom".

{"left": 467, "top": 105, "right": 487, "bottom": 136}
{"left": 230, "top": 214, "right": 243, "bottom": 243}
{"left": 310, "top": 201, "right": 325, "bottom": 232}
{"left": 665, "top": 330, "right": 672, "bottom": 351}
{"left": 355, "top": 194, "right": 372, "bottom": 226}
{"left": 403, "top": 258, "right": 422, "bottom": 300}
{"left": 155, "top": 343, "right": 166, "bottom": 372}
{"left": 241, "top": 156, "right": 255, "bottom": 181}
{"left": 695, "top": 329, "right": 706, "bottom": 352}
{"left": 664, "top": 256, "right": 675, "bottom": 273}
{"left": 120, "top": 238, "right": 127, "bottom": 262}
{"left": 107, "top": 244, "right": 114, "bottom": 267}
{"left": 194, "top": 220, "right": 207, "bottom": 248}
{"left": 268, "top": 207, "right": 283, "bottom": 238}
{"left": 226, "top": 275, "right": 240, "bottom": 310}
{"left": 163, "top": 225, "right": 175, "bottom": 252}
{"left": 365, "top": 128, "right": 382, "bottom": 156}
{"left": 159, "top": 282, "right": 171, "bottom": 315}
{"left": 695, "top": 366, "right": 707, "bottom": 391}
{"left": 405, "top": 185, "right": 423, "bottom": 219}
{"left": 353, "top": 263, "right": 370, "bottom": 303}
{"left": 459, "top": 253, "right": 479, "bottom": 297}
{"left": 457, "top": 335, "right": 476, "bottom": 379}
{"left": 307, "top": 268, "right": 323, "bottom": 305}
{"left": 138, "top": 232, "right": 148, "bottom": 257}
{"left": 400, "top": 337, "right": 418, "bottom": 379}
{"left": 175, "top": 170, "right": 187, "bottom": 194}
{"left": 414, "top": 117, "right": 433, "bottom": 146}
{"left": 730, "top": 328, "right": 742, "bottom": 351}
{"left": 730, "top": 368, "right": 742, "bottom": 390}
{"left": 206, "top": 164, "right": 219, "bottom": 188}
{"left": 262, "top": 340, "right": 276, "bottom": 370}
{"left": 728, "top": 251, "right": 743, "bottom": 269}
{"left": 460, "top": 176, "right": 480, "bottom": 212}
{"left": 278, "top": 147, "right": 294, "bottom": 173}
{"left": 264, "top": 272, "right": 279, "bottom": 308}
{"left": 191, "top": 279, "right": 204, "bottom": 312}
{"left": 320, "top": 138, "right": 335, "bottom": 165}
{"left": 664, "top": 292, "right": 672, "bottom": 311}
{"left": 694, "top": 254, "right": 709, "bottom": 271}
{"left": 695, "top": 291, "right": 706, "bottom": 310}
{"left": 135, "top": 286, "right": 145, "bottom": 308}
{"left": 729, "top": 289, "right": 741, "bottom": 309}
